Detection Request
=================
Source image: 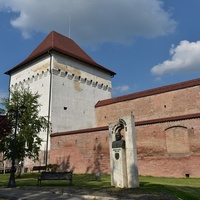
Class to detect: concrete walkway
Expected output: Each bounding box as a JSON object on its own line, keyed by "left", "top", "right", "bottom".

{"left": 0, "top": 187, "right": 118, "bottom": 200}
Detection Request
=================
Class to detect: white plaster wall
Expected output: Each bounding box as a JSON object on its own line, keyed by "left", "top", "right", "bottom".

{"left": 9, "top": 52, "right": 113, "bottom": 147}
{"left": 10, "top": 57, "right": 51, "bottom": 117}
{"left": 9, "top": 56, "right": 51, "bottom": 152}
{"left": 51, "top": 53, "right": 112, "bottom": 132}
{"left": 53, "top": 53, "right": 112, "bottom": 84}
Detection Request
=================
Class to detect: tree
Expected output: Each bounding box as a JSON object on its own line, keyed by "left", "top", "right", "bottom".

{"left": 0, "top": 107, "right": 11, "bottom": 152}
{"left": 0, "top": 108, "right": 5, "bottom": 114}
{"left": 0, "top": 115, "right": 11, "bottom": 145}
{"left": 0, "top": 87, "right": 49, "bottom": 163}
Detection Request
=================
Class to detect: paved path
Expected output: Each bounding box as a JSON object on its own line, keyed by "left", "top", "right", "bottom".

{"left": 0, "top": 187, "right": 118, "bottom": 200}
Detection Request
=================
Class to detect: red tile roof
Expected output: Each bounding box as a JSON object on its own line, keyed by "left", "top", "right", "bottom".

{"left": 95, "top": 78, "right": 200, "bottom": 107}
{"left": 5, "top": 31, "right": 116, "bottom": 76}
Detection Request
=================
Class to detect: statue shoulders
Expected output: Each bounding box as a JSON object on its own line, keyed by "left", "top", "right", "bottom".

{"left": 112, "top": 139, "right": 125, "bottom": 149}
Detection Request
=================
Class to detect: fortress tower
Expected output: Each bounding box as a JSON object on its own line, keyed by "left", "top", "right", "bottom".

{"left": 5, "top": 31, "right": 115, "bottom": 164}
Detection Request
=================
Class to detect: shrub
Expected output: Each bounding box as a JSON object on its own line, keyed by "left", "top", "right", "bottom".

{"left": 47, "top": 164, "right": 59, "bottom": 172}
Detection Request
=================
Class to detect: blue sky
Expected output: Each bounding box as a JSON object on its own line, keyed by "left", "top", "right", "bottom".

{"left": 1, "top": 0, "right": 200, "bottom": 100}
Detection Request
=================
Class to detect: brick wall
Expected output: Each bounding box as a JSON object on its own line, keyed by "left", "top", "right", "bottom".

{"left": 50, "top": 117, "right": 200, "bottom": 177}
{"left": 50, "top": 79, "right": 200, "bottom": 177}
{"left": 136, "top": 118, "right": 200, "bottom": 177}
{"left": 50, "top": 129, "right": 110, "bottom": 174}
{"left": 95, "top": 85, "right": 200, "bottom": 126}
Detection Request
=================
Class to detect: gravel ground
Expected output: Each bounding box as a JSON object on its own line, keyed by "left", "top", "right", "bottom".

{"left": 21, "top": 186, "right": 180, "bottom": 200}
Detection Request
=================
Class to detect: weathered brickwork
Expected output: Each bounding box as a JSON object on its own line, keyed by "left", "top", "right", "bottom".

{"left": 136, "top": 118, "right": 200, "bottom": 177}
{"left": 51, "top": 79, "right": 200, "bottom": 177}
{"left": 138, "top": 155, "right": 200, "bottom": 177}
{"left": 50, "top": 129, "right": 110, "bottom": 174}
{"left": 51, "top": 117, "right": 200, "bottom": 177}
{"left": 95, "top": 85, "right": 200, "bottom": 126}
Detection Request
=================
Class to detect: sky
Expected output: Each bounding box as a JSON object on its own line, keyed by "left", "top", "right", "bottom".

{"left": 1, "top": 0, "right": 200, "bottom": 100}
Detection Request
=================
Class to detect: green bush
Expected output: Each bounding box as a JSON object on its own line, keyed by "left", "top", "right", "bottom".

{"left": 46, "top": 164, "right": 59, "bottom": 172}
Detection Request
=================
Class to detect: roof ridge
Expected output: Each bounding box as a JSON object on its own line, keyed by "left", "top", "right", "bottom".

{"left": 5, "top": 31, "right": 116, "bottom": 76}
{"left": 52, "top": 30, "right": 96, "bottom": 62}
{"left": 51, "top": 30, "right": 54, "bottom": 48}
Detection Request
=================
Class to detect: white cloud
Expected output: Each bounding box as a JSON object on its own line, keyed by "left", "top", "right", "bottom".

{"left": 0, "top": 0, "right": 176, "bottom": 46}
{"left": 151, "top": 40, "right": 200, "bottom": 76}
{"left": 114, "top": 85, "right": 130, "bottom": 93}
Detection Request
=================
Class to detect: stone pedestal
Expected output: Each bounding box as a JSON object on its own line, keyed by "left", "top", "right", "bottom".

{"left": 112, "top": 148, "right": 127, "bottom": 188}
{"left": 109, "top": 115, "right": 139, "bottom": 188}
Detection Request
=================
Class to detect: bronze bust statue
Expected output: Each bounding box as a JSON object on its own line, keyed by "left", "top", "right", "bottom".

{"left": 112, "top": 131, "right": 125, "bottom": 149}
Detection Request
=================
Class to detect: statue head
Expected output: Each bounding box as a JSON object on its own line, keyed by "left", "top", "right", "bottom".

{"left": 115, "top": 131, "right": 122, "bottom": 141}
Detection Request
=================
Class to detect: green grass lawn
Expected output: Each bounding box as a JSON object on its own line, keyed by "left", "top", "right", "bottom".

{"left": 139, "top": 176, "right": 200, "bottom": 200}
{"left": 0, "top": 173, "right": 200, "bottom": 200}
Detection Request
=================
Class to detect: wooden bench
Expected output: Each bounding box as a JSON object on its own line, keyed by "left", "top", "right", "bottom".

{"left": 31, "top": 166, "right": 46, "bottom": 172}
{"left": 0, "top": 168, "right": 11, "bottom": 174}
{"left": 37, "top": 171, "right": 73, "bottom": 186}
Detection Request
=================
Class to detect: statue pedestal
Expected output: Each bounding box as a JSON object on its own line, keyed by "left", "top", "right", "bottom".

{"left": 112, "top": 148, "right": 127, "bottom": 188}
{"left": 109, "top": 115, "right": 139, "bottom": 188}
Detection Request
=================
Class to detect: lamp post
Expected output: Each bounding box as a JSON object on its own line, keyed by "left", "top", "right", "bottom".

{"left": 7, "top": 104, "right": 26, "bottom": 188}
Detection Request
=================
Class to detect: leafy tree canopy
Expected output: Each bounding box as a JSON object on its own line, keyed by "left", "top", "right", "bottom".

{"left": 0, "top": 115, "right": 11, "bottom": 143}
{"left": 0, "top": 87, "right": 49, "bottom": 162}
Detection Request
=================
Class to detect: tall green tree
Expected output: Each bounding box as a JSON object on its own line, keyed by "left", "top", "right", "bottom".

{"left": 0, "top": 87, "right": 49, "bottom": 162}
